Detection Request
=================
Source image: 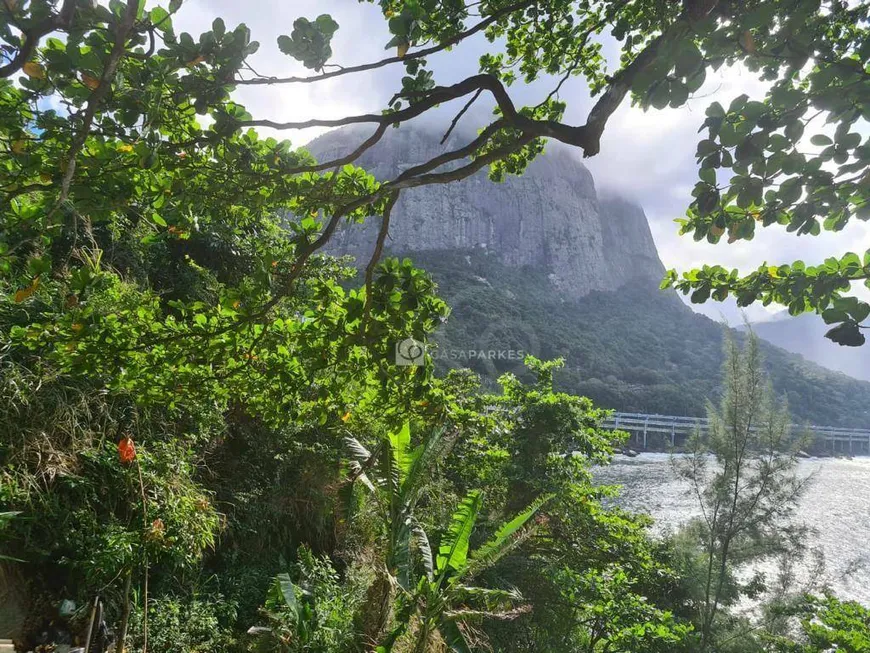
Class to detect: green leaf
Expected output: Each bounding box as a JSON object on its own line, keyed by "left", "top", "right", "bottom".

{"left": 314, "top": 14, "right": 339, "bottom": 36}
{"left": 826, "top": 320, "right": 866, "bottom": 347}
{"left": 393, "top": 518, "right": 412, "bottom": 589}
{"left": 150, "top": 7, "right": 170, "bottom": 29}
{"left": 436, "top": 491, "right": 482, "bottom": 576}
{"left": 272, "top": 573, "right": 299, "bottom": 622}
{"left": 675, "top": 42, "right": 703, "bottom": 78}
{"left": 706, "top": 101, "right": 725, "bottom": 118}
{"left": 697, "top": 139, "right": 718, "bottom": 157}
{"left": 853, "top": 302, "right": 870, "bottom": 323}
{"left": 691, "top": 286, "right": 711, "bottom": 303}
{"left": 728, "top": 93, "right": 749, "bottom": 113}
{"left": 822, "top": 308, "right": 847, "bottom": 325}
{"left": 810, "top": 134, "right": 833, "bottom": 146}
{"left": 388, "top": 422, "right": 413, "bottom": 486}
{"left": 699, "top": 167, "right": 716, "bottom": 185}
{"left": 212, "top": 17, "right": 225, "bottom": 38}
{"left": 686, "top": 67, "right": 706, "bottom": 93}
{"left": 697, "top": 188, "right": 720, "bottom": 215}
{"left": 468, "top": 493, "right": 552, "bottom": 574}
{"left": 669, "top": 81, "right": 689, "bottom": 108}
{"left": 648, "top": 81, "right": 670, "bottom": 110}
{"left": 785, "top": 120, "right": 804, "bottom": 144}
{"left": 412, "top": 519, "right": 433, "bottom": 580}
{"left": 277, "top": 15, "right": 339, "bottom": 70}
{"left": 779, "top": 177, "right": 802, "bottom": 204}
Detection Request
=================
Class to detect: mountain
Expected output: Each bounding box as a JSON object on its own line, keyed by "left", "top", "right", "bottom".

{"left": 309, "top": 125, "right": 664, "bottom": 298}
{"left": 305, "top": 126, "right": 870, "bottom": 428}
{"left": 748, "top": 313, "right": 870, "bottom": 382}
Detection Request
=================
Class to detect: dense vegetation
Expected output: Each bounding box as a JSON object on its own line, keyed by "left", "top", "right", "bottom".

{"left": 411, "top": 250, "right": 870, "bottom": 427}
{"left": 2, "top": 0, "right": 870, "bottom": 652}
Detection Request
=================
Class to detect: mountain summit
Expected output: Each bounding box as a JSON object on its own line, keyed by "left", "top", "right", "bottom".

{"left": 306, "top": 125, "right": 664, "bottom": 298}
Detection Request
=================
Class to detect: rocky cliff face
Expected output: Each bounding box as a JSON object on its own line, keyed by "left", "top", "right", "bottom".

{"left": 305, "top": 125, "right": 665, "bottom": 298}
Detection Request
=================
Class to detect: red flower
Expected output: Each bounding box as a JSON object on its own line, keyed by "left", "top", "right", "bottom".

{"left": 146, "top": 518, "right": 166, "bottom": 543}
{"left": 118, "top": 436, "right": 136, "bottom": 464}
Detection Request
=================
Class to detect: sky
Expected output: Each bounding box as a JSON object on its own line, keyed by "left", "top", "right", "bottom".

{"left": 175, "top": 0, "right": 870, "bottom": 323}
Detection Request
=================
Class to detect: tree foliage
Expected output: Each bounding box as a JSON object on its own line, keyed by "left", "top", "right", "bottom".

{"left": 5, "top": 0, "right": 869, "bottom": 354}
{"left": 659, "top": 1, "right": 870, "bottom": 346}
{"left": 766, "top": 594, "right": 870, "bottom": 653}
{"left": 674, "top": 332, "right": 810, "bottom": 651}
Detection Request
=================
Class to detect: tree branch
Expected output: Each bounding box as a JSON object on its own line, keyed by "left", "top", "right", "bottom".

{"left": 293, "top": 123, "right": 388, "bottom": 175}
{"left": 363, "top": 191, "right": 400, "bottom": 328}
{"left": 240, "top": 73, "right": 596, "bottom": 153}
{"left": 0, "top": 0, "right": 77, "bottom": 78}
{"left": 391, "top": 120, "right": 506, "bottom": 185}
{"left": 233, "top": 0, "right": 534, "bottom": 86}
{"left": 51, "top": 0, "right": 139, "bottom": 216}
{"left": 440, "top": 88, "right": 482, "bottom": 144}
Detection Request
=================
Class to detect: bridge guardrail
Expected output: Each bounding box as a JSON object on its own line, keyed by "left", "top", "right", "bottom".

{"left": 601, "top": 412, "right": 870, "bottom": 452}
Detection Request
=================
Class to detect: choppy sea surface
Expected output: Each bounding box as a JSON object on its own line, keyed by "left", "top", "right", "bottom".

{"left": 592, "top": 454, "right": 870, "bottom": 604}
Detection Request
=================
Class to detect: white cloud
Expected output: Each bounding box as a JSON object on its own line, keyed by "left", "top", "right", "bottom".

{"left": 174, "top": 0, "right": 397, "bottom": 142}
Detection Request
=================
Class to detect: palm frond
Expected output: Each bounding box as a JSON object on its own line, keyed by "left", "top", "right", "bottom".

{"left": 389, "top": 422, "right": 413, "bottom": 487}
{"left": 344, "top": 436, "right": 372, "bottom": 463}
{"left": 392, "top": 517, "right": 413, "bottom": 590}
{"left": 448, "top": 585, "right": 523, "bottom": 612}
{"left": 437, "top": 491, "right": 482, "bottom": 576}
{"left": 412, "top": 518, "right": 434, "bottom": 581}
{"left": 466, "top": 493, "right": 552, "bottom": 577}
{"left": 401, "top": 425, "right": 447, "bottom": 500}
{"left": 344, "top": 437, "right": 378, "bottom": 492}
{"left": 380, "top": 438, "right": 401, "bottom": 501}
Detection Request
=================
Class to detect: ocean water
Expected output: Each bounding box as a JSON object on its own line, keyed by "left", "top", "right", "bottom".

{"left": 593, "top": 453, "right": 870, "bottom": 604}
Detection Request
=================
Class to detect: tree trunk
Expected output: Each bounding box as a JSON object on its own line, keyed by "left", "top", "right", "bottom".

{"left": 116, "top": 571, "right": 132, "bottom": 653}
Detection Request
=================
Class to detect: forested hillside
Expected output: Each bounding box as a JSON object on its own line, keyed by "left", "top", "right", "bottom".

{"left": 749, "top": 313, "right": 870, "bottom": 382}
{"left": 311, "top": 125, "right": 870, "bottom": 428}
{"left": 409, "top": 250, "right": 870, "bottom": 427}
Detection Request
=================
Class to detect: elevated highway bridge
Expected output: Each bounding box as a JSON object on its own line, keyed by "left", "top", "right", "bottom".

{"left": 602, "top": 412, "right": 870, "bottom": 455}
